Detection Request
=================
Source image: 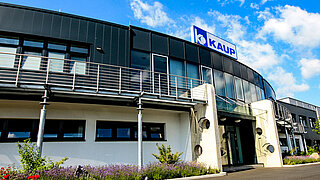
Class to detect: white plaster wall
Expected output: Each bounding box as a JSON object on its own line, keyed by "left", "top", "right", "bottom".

{"left": 0, "top": 100, "right": 192, "bottom": 167}
{"left": 251, "top": 100, "right": 283, "bottom": 167}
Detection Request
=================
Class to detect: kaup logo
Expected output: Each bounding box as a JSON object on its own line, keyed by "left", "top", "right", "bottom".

{"left": 194, "top": 26, "right": 207, "bottom": 46}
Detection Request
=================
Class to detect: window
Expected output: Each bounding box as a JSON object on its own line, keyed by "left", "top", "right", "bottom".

{"left": 213, "top": 70, "right": 225, "bottom": 97}
{"left": 170, "top": 58, "right": 186, "bottom": 91}
{"left": 309, "top": 118, "right": 316, "bottom": 128}
{"left": 70, "top": 56, "right": 86, "bottom": 75}
{"left": 234, "top": 77, "right": 244, "bottom": 101}
{"left": 187, "top": 63, "right": 200, "bottom": 88}
{"left": 21, "top": 51, "right": 42, "bottom": 70}
{"left": 250, "top": 83, "right": 257, "bottom": 102}
{"left": 23, "top": 39, "right": 44, "bottom": 48}
{"left": 279, "top": 138, "right": 288, "bottom": 146}
{"left": 152, "top": 54, "right": 168, "bottom": 94}
{"left": 0, "top": 36, "right": 19, "bottom": 45}
{"left": 0, "top": 36, "right": 19, "bottom": 68}
{"left": 131, "top": 50, "right": 150, "bottom": 70}
{"left": 48, "top": 52, "right": 65, "bottom": 72}
{"left": 299, "top": 115, "right": 307, "bottom": 127}
{"left": 224, "top": 73, "right": 235, "bottom": 99}
{"left": 48, "top": 42, "right": 67, "bottom": 51}
{"left": 201, "top": 66, "right": 213, "bottom": 84}
{"left": 0, "top": 119, "right": 38, "bottom": 142}
{"left": 44, "top": 120, "right": 85, "bottom": 141}
{"left": 243, "top": 80, "right": 251, "bottom": 103}
{"left": 291, "top": 113, "right": 296, "bottom": 123}
{"left": 96, "top": 121, "right": 165, "bottom": 141}
{"left": 256, "top": 86, "right": 262, "bottom": 101}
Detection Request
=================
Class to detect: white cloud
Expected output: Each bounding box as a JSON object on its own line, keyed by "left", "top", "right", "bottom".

{"left": 300, "top": 58, "right": 320, "bottom": 79}
{"left": 217, "top": 0, "right": 245, "bottom": 7}
{"left": 258, "top": 5, "right": 320, "bottom": 48}
{"left": 256, "top": 7, "right": 273, "bottom": 21}
{"left": 237, "top": 40, "right": 279, "bottom": 70}
{"left": 130, "top": 0, "right": 174, "bottom": 27}
{"left": 268, "top": 67, "right": 309, "bottom": 97}
{"left": 250, "top": 3, "right": 259, "bottom": 10}
{"left": 261, "top": 0, "right": 271, "bottom": 5}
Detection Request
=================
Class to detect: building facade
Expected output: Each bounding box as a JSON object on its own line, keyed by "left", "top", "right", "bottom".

{"left": 0, "top": 3, "right": 283, "bottom": 170}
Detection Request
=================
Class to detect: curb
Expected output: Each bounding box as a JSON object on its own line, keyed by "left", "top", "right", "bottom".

{"left": 283, "top": 161, "right": 320, "bottom": 167}
{"left": 170, "top": 172, "right": 227, "bottom": 179}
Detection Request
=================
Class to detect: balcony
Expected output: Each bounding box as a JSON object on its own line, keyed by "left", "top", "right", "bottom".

{"left": 273, "top": 101, "right": 293, "bottom": 128}
{"left": 293, "top": 122, "right": 306, "bottom": 134}
{"left": 0, "top": 52, "right": 207, "bottom": 105}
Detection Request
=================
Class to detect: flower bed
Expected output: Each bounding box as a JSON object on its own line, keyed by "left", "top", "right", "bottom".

{"left": 0, "top": 162, "right": 219, "bottom": 180}
{"left": 283, "top": 156, "right": 320, "bottom": 165}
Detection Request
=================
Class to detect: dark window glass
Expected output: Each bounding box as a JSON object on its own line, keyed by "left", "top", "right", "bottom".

{"left": 256, "top": 86, "right": 262, "bottom": 101}
{"left": 185, "top": 43, "right": 198, "bottom": 63}
{"left": 95, "top": 121, "right": 165, "bottom": 141}
{"left": 7, "top": 119, "right": 34, "bottom": 139}
{"left": 48, "top": 43, "right": 67, "bottom": 51}
{"left": 240, "top": 65, "right": 248, "bottom": 80}
{"left": 250, "top": 83, "right": 257, "bottom": 102}
{"left": 225, "top": 73, "right": 235, "bottom": 99}
{"left": 291, "top": 113, "right": 296, "bottom": 122}
{"left": 187, "top": 63, "right": 200, "bottom": 88}
{"left": 170, "top": 38, "right": 184, "bottom": 59}
{"left": 299, "top": 116, "right": 307, "bottom": 127}
{"left": 152, "top": 34, "right": 168, "bottom": 55}
{"left": 223, "top": 57, "right": 233, "bottom": 74}
{"left": 212, "top": 52, "right": 223, "bottom": 71}
{"left": 0, "top": 36, "right": 19, "bottom": 45}
{"left": 22, "top": 51, "right": 42, "bottom": 70}
{"left": 261, "top": 89, "right": 266, "bottom": 100}
{"left": 43, "top": 120, "right": 60, "bottom": 138}
{"left": 243, "top": 80, "right": 251, "bottom": 103}
{"left": 63, "top": 120, "right": 85, "bottom": 138}
{"left": 233, "top": 60, "right": 241, "bottom": 77}
{"left": 153, "top": 54, "right": 168, "bottom": 73}
{"left": 258, "top": 75, "right": 264, "bottom": 88}
{"left": 279, "top": 138, "right": 288, "bottom": 146}
{"left": 264, "top": 80, "right": 276, "bottom": 100}
{"left": 24, "top": 40, "right": 44, "bottom": 48}
{"left": 214, "top": 70, "right": 225, "bottom": 97}
{"left": 309, "top": 118, "right": 316, "bottom": 128}
{"left": 247, "top": 68, "right": 255, "bottom": 84}
{"left": 200, "top": 48, "right": 211, "bottom": 66}
{"left": 70, "top": 45, "right": 89, "bottom": 54}
{"left": 170, "top": 59, "right": 185, "bottom": 89}
{"left": 235, "top": 77, "right": 244, "bottom": 101}
{"left": 201, "top": 66, "right": 213, "bottom": 84}
{"left": 132, "top": 29, "right": 150, "bottom": 51}
{"left": 131, "top": 50, "right": 150, "bottom": 70}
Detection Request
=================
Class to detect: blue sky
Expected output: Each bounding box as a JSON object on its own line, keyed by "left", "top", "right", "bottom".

{"left": 3, "top": 0, "right": 320, "bottom": 106}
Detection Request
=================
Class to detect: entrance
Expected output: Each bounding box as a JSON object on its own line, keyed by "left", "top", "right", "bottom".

{"left": 219, "top": 118, "right": 256, "bottom": 166}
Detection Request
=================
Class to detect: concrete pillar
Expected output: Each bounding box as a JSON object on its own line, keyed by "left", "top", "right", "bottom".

{"left": 191, "top": 84, "right": 222, "bottom": 171}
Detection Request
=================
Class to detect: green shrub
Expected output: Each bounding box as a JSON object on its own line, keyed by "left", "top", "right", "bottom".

{"left": 152, "top": 144, "right": 183, "bottom": 164}
{"left": 17, "top": 139, "right": 68, "bottom": 172}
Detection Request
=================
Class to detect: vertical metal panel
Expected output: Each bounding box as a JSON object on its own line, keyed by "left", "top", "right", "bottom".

{"left": 94, "top": 23, "right": 103, "bottom": 63}
{"left": 211, "top": 52, "right": 223, "bottom": 71}
{"left": 0, "top": 6, "right": 15, "bottom": 30}
{"left": 110, "top": 26, "right": 119, "bottom": 65}
{"left": 102, "top": 24, "right": 111, "bottom": 65}
{"left": 152, "top": 33, "right": 168, "bottom": 55}
{"left": 118, "top": 28, "right": 127, "bottom": 66}
{"left": 12, "top": 8, "right": 25, "bottom": 31}
{"left": 199, "top": 48, "right": 211, "bottom": 67}
{"left": 60, "top": 16, "right": 71, "bottom": 39}
{"left": 223, "top": 57, "right": 233, "bottom": 74}
{"left": 247, "top": 68, "right": 255, "bottom": 84}
{"left": 232, "top": 60, "right": 241, "bottom": 78}
{"left": 240, "top": 64, "right": 248, "bottom": 80}
{"left": 41, "top": 14, "right": 53, "bottom": 36}
{"left": 32, "top": 11, "right": 43, "bottom": 35}
{"left": 70, "top": 18, "right": 80, "bottom": 41}
{"left": 185, "top": 43, "right": 198, "bottom": 63}
{"left": 79, "top": 19, "right": 88, "bottom": 42}
{"left": 51, "top": 14, "right": 62, "bottom": 38}
{"left": 87, "top": 21, "right": 95, "bottom": 43}
{"left": 132, "top": 28, "right": 150, "bottom": 51}
{"left": 169, "top": 38, "right": 184, "bottom": 59}
{"left": 22, "top": 10, "right": 34, "bottom": 33}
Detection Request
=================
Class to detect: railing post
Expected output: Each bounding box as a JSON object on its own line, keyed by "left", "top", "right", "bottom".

{"left": 158, "top": 75, "right": 161, "bottom": 97}
{"left": 72, "top": 62, "right": 76, "bottom": 90}
{"left": 152, "top": 72, "right": 155, "bottom": 94}
{"left": 190, "top": 79, "right": 193, "bottom": 101}
{"left": 45, "top": 59, "right": 50, "bottom": 84}
{"left": 96, "top": 64, "right": 100, "bottom": 92}
{"left": 119, "top": 67, "right": 122, "bottom": 94}
{"left": 175, "top": 77, "right": 178, "bottom": 99}
{"left": 15, "top": 55, "right": 22, "bottom": 87}
{"left": 140, "top": 71, "right": 143, "bottom": 92}
{"left": 167, "top": 74, "right": 170, "bottom": 96}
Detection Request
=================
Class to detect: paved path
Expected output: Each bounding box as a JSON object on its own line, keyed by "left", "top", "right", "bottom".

{"left": 210, "top": 164, "right": 320, "bottom": 180}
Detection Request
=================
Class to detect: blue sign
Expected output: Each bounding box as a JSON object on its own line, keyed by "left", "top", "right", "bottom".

{"left": 191, "top": 25, "right": 238, "bottom": 59}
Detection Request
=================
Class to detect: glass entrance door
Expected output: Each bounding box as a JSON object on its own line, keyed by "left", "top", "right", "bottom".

{"left": 152, "top": 54, "right": 169, "bottom": 95}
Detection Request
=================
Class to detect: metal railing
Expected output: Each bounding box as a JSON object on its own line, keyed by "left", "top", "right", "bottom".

{"left": 293, "top": 122, "right": 306, "bottom": 134}
{"left": 0, "top": 51, "right": 207, "bottom": 103}
{"left": 273, "top": 101, "right": 294, "bottom": 128}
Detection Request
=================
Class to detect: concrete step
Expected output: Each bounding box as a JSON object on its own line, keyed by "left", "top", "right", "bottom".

{"left": 223, "top": 164, "right": 264, "bottom": 172}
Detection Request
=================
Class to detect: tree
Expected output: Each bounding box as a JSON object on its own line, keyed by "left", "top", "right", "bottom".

{"left": 312, "top": 118, "right": 320, "bottom": 134}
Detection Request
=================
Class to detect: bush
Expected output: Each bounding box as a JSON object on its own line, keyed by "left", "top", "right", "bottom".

{"left": 152, "top": 144, "right": 183, "bottom": 164}
{"left": 283, "top": 155, "right": 320, "bottom": 165}
{"left": 17, "top": 139, "right": 68, "bottom": 173}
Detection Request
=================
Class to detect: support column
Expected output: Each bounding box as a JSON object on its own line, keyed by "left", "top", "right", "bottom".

{"left": 285, "top": 127, "right": 293, "bottom": 155}
{"left": 291, "top": 130, "right": 297, "bottom": 153}
{"left": 36, "top": 86, "right": 50, "bottom": 156}
{"left": 136, "top": 92, "right": 144, "bottom": 169}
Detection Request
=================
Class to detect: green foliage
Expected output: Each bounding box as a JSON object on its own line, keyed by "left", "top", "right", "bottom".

{"left": 17, "top": 139, "right": 68, "bottom": 172}
{"left": 152, "top": 144, "right": 183, "bottom": 164}
{"left": 312, "top": 118, "right": 320, "bottom": 134}
{"left": 306, "top": 145, "right": 318, "bottom": 156}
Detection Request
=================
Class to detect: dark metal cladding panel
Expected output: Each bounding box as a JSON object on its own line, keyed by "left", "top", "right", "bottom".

{"left": 152, "top": 33, "right": 168, "bottom": 55}
{"left": 233, "top": 60, "right": 241, "bottom": 78}
{"left": 253, "top": 72, "right": 260, "bottom": 86}
{"left": 102, "top": 24, "right": 111, "bottom": 65}
{"left": 185, "top": 43, "right": 198, "bottom": 63}
{"left": 87, "top": 21, "right": 95, "bottom": 43}
{"left": 118, "top": 28, "right": 128, "bottom": 66}
{"left": 51, "top": 14, "right": 62, "bottom": 38}
{"left": 60, "top": 16, "right": 71, "bottom": 39}
{"left": 223, "top": 57, "right": 233, "bottom": 74}
{"left": 12, "top": 8, "right": 25, "bottom": 32}
{"left": 94, "top": 23, "right": 103, "bottom": 63}
{"left": 0, "top": 6, "right": 15, "bottom": 31}
{"left": 22, "top": 10, "right": 34, "bottom": 34}
{"left": 70, "top": 18, "right": 80, "bottom": 41}
{"left": 169, "top": 38, "right": 184, "bottom": 59}
{"left": 110, "top": 26, "right": 119, "bottom": 65}
{"left": 32, "top": 11, "right": 43, "bottom": 35}
{"left": 41, "top": 13, "right": 53, "bottom": 37}
{"left": 132, "top": 28, "right": 150, "bottom": 51}
{"left": 211, "top": 52, "right": 223, "bottom": 71}
{"left": 240, "top": 64, "right": 248, "bottom": 80}
{"left": 199, "top": 48, "right": 211, "bottom": 67}
{"left": 247, "top": 68, "right": 255, "bottom": 84}
{"left": 79, "top": 19, "right": 88, "bottom": 42}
